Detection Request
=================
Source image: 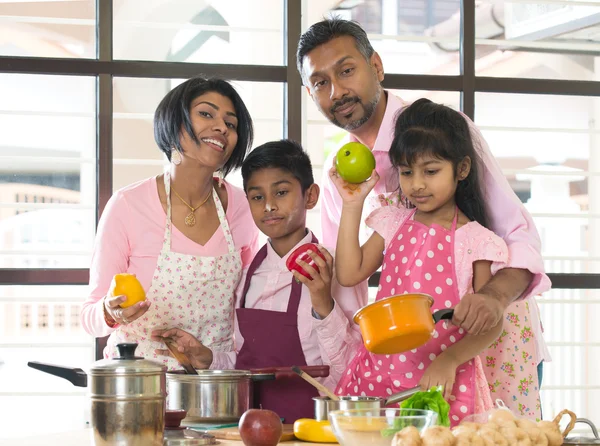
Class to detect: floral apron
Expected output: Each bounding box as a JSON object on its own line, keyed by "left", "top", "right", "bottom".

{"left": 105, "top": 171, "right": 242, "bottom": 370}
{"left": 336, "top": 209, "right": 482, "bottom": 426}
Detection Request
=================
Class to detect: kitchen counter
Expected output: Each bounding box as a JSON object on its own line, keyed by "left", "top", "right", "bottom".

{"left": 0, "top": 429, "right": 336, "bottom": 446}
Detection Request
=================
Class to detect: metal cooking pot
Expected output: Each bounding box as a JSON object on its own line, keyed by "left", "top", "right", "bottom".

{"left": 313, "top": 386, "right": 421, "bottom": 421}
{"left": 28, "top": 343, "right": 166, "bottom": 446}
{"left": 167, "top": 365, "right": 329, "bottom": 422}
{"left": 354, "top": 293, "right": 454, "bottom": 354}
{"left": 564, "top": 419, "right": 600, "bottom": 445}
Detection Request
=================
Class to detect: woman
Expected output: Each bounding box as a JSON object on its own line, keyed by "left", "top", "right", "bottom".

{"left": 81, "top": 76, "right": 259, "bottom": 369}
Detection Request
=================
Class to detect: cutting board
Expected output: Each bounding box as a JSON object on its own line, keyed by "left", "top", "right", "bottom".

{"left": 204, "top": 424, "right": 295, "bottom": 442}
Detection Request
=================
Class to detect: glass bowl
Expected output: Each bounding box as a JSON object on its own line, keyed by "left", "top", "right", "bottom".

{"left": 328, "top": 408, "right": 438, "bottom": 446}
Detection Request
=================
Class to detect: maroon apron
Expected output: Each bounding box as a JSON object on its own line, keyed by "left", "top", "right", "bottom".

{"left": 235, "top": 237, "right": 319, "bottom": 423}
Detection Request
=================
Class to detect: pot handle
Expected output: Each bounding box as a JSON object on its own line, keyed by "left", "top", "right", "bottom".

{"left": 27, "top": 361, "right": 88, "bottom": 387}
{"left": 250, "top": 365, "right": 330, "bottom": 380}
{"left": 384, "top": 386, "right": 421, "bottom": 406}
{"left": 432, "top": 309, "right": 454, "bottom": 324}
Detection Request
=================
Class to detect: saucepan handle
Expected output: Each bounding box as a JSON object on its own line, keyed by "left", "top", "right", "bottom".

{"left": 432, "top": 309, "right": 454, "bottom": 324}
{"left": 28, "top": 361, "right": 88, "bottom": 387}
{"left": 250, "top": 365, "right": 330, "bottom": 380}
{"left": 384, "top": 386, "right": 421, "bottom": 406}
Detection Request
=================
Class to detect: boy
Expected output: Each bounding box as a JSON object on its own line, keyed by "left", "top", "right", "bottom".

{"left": 152, "top": 139, "right": 365, "bottom": 422}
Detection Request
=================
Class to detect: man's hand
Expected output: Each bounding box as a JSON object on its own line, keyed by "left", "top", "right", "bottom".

{"left": 151, "top": 328, "right": 213, "bottom": 369}
{"left": 291, "top": 245, "right": 335, "bottom": 319}
{"left": 452, "top": 292, "right": 505, "bottom": 335}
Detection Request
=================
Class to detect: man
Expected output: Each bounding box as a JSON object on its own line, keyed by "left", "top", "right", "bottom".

{"left": 296, "top": 18, "right": 551, "bottom": 341}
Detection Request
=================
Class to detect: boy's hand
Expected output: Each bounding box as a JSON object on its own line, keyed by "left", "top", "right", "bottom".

{"left": 418, "top": 353, "right": 459, "bottom": 401}
{"left": 291, "top": 245, "right": 335, "bottom": 318}
{"left": 151, "top": 328, "right": 213, "bottom": 369}
{"left": 329, "top": 165, "right": 379, "bottom": 206}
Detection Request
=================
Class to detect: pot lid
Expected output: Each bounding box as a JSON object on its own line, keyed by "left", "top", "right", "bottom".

{"left": 91, "top": 343, "right": 166, "bottom": 375}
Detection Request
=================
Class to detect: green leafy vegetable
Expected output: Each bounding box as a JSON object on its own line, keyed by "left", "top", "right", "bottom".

{"left": 400, "top": 387, "right": 450, "bottom": 427}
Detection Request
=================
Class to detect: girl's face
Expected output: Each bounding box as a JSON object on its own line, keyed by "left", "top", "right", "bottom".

{"left": 178, "top": 91, "right": 239, "bottom": 170}
{"left": 398, "top": 154, "right": 470, "bottom": 214}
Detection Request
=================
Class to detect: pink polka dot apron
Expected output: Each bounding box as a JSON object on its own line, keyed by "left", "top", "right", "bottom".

{"left": 105, "top": 171, "right": 242, "bottom": 370}
{"left": 336, "top": 208, "right": 478, "bottom": 426}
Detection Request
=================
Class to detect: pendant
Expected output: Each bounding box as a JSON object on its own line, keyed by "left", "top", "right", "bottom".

{"left": 184, "top": 212, "right": 196, "bottom": 227}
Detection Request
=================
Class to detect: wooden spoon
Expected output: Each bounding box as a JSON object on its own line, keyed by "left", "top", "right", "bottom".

{"left": 164, "top": 338, "right": 198, "bottom": 375}
{"left": 292, "top": 366, "right": 339, "bottom": 401}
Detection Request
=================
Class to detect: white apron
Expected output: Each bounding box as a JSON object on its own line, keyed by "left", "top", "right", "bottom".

{"left": 105, "top": 172, "right": 243, "bottom": 370}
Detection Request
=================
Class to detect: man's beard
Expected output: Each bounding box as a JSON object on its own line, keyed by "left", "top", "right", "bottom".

{"left": 329, "top": 86, "right": 382, "bottom": 131}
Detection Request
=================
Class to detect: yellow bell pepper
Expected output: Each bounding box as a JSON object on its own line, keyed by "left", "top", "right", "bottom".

{"left": 293, "top": 419, "right": 337, "bottom": 443}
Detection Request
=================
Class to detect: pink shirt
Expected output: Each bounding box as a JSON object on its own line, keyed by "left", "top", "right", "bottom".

{"left": 82, "top": 176, "right": 259, "bottom": 337}
{"left": 320, "top": 92, "right": 551, "bottom": 362}
{"left": 210, "top": 230, "right": 365, "bottom": 391}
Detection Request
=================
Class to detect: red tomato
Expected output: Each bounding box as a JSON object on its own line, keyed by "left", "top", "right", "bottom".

{"left": 285, "top": 243, "right": 326, "bottom": 279}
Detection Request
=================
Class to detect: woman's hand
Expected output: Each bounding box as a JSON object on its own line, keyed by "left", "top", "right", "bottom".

{"left": 292, "top": 245, "right": 335, "bottom": 319}
{"left": 103, "top": 294, "right": 151, "bottom": 326}
{"left": 329, "top": 165, "right": 379, "bottom": 206}
{"left": 418, "top": 353, "right": 459, "bottom": 401}
{"left": 151, "top": 328, "right": 213, "bottom": 370}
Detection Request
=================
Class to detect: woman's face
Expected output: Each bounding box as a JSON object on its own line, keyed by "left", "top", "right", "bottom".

{"left": 178, "top": 91, "right": 239, "bottom": 170}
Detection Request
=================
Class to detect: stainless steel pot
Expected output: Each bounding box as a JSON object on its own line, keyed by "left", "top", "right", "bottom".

{"left": 167, "top": 365, "right": 329, "bottom": 422}
{"left": 313, "top": 386, "right": 421, "bottom": 421}
{"left": 28, "top": 343, "right": 166, "bottom": 446}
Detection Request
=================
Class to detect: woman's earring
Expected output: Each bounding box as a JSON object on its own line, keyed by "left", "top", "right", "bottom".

{"left": 171, "top": 149, "right": 182, "bottom": 166}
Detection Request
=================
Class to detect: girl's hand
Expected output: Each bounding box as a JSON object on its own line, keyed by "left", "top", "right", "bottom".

{"left": 418, "top": 353, "right": 459, "bottom": 401}
{"left": 329, "top": 165, "right": 379, "bottom": 205}
{"left": 292, "top": 245, "right": 335, "bottom": 318}
{"left": 151, "top": 328, "right": 213, "bottom": 369}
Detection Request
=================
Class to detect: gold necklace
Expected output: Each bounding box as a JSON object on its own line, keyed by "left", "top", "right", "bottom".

{"left": 171, "top": 183, "right": 212, "bottom": 227}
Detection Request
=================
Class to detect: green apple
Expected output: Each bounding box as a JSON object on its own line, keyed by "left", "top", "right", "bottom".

{"left": 335, "top": 142, "right": 376, "bottom": 184}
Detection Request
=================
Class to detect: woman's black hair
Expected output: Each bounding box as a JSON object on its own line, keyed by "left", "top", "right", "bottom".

{"left": 154, "top": 76, "right": 254, "bottom": 177}
{"left": 389, "top": 98, "right": 488, "bottom": 228}
{"left": 241, "top": 139, "right": 314, "bottom": 193}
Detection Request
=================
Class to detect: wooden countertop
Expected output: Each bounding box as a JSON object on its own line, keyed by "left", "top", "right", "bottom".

{"left": 0, "top": 428, "right": 336, "bottom": 446}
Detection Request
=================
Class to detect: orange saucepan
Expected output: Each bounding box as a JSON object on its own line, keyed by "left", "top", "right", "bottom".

{"left": 353, "top": 293, "right": 454, "bottom": 354}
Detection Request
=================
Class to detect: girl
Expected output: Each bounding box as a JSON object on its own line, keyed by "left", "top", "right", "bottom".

{"left": 331, "top": 98, "right": 507, "bottom": 426}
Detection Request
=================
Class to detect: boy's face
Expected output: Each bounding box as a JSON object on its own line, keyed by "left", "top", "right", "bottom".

{"left": 245, "top": 167, "right": 318, "bottom": 242}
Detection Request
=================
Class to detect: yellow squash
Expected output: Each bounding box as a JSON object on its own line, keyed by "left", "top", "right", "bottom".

{"left": 293, "top": 419, "right": 337, "bottom": 443}
{"left": 109, "top": 273, "right": 146, "bottom": 308}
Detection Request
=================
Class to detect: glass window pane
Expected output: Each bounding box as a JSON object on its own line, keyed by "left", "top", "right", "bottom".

{"left": 304, "top": 0, "right": 460, "bottom": 75}
{"left": 0, "top": 1, "right": 95, "bottom": 58}
{"left": 0, "top": 74, "right": 96, "bottom": 269}
{"left": 0, "top": 285, "right": 94, "bottom": 439}
{"left": 476, "top": 1, "right": 600, "bottom": 81}
{"left": 475, "top": 92, "right": 598, "bottom": 274}
{"left": 113, "top": 0, "right": 284, "bottom": 65}
{"left": 113, "top": 77, "right": 284, "bottom": 192}
{"left": 537, "top": 288, "right": 600, "bottom": 423}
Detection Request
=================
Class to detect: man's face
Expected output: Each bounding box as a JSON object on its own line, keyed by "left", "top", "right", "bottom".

{"left": 301, "top": 35, "right": 384, "bottom": 131}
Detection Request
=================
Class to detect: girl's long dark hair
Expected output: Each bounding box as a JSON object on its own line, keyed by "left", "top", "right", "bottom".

{"left": 389, "top": 98, "right": 489, "bottom": 228}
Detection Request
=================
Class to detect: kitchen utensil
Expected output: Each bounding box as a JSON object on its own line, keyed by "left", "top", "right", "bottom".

{"left": 28, "top": 343, "right": 166, "bottom": 446}
{"left": 164, "top": 410, "right": 216, "bottom": 445}
{"left": 167, "top": 365, "right": 329, "bottom": 423}
{"left": 198, "top": 424, "right": 296, "bottom": 442}
{"left": 164, "top": 339, "right": 198, "bottom": 375}
{"left": 291, "top": 365, "right": 339, "bottom": 401}
{"left": 563, "top": 418, "right": 600, "bottom": 445}
{"left": 314, "top": 386, "right": 421, "bottom": 421}
{"left": 354, "top": 293, "right": 454, "bottom": 354}
{"left": 328, "top": 408, "right": 438, "bottom": 446}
